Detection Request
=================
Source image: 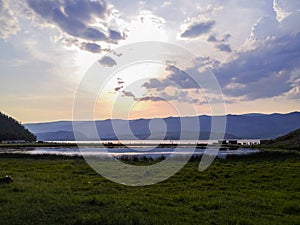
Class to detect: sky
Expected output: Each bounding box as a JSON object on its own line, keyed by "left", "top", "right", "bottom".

{"left": 0, "top": 0, "right": 300, "bottom": 123}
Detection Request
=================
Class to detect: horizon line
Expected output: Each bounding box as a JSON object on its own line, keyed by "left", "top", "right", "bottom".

{"left": 24, "top": 111, "right": 300, "bottom": 125}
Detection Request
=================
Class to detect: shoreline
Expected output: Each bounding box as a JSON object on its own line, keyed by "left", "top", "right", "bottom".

{"left": 0, "top": 142, "right": 249, "bottom": 149}
{"left": 0, "top": 150, "right": 293, "bottom": 160}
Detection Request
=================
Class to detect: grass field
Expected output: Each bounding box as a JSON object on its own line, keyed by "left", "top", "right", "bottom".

{"left": 0, "top": 151, "right": 299, "bottom": 225}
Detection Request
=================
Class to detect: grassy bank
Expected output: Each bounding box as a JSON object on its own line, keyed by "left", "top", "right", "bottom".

{"left": 0, "top": 142, "right": 77, "bottom": 148}
{"left": 0, "top": 151, "right": 299, "bottom": 225}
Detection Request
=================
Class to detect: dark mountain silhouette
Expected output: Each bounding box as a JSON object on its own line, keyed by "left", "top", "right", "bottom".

{"left": 0, "top": 112, "right": 36, "bottom": 142}
{"left": 24, "top": 112, "right": 300, "bottom": 141}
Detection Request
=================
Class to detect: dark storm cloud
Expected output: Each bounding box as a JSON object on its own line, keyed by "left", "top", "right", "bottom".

{"left": 26, "top": 0, "right": 124, "bottom": 44}
{"left": 181, "top": 21, "right": 215, "bottom": 38}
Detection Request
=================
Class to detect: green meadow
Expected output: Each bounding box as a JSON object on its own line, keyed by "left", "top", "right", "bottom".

{"left": 0, "top": 151, "right": 299, "bottom": 225}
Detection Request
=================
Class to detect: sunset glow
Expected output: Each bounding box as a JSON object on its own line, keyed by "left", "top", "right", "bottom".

{"left": 0, "top": 0, "right": 299, "bottom": 122}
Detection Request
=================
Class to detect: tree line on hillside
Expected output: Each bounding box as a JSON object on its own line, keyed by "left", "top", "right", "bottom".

{"left": 0, "top": 112, "right": 36, "bottom": 142}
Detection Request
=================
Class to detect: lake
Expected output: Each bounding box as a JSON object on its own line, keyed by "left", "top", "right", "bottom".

{"left": 0, "top": 145, "right": 260, "bottom": 159}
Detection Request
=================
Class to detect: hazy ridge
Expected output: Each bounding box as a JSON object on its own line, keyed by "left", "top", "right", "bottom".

{"left": 25, "top": 112, "right": 300, "bottom": 141}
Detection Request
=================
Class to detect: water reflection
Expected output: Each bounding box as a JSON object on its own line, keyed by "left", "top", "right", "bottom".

{"left": 0, "top": 146, "right": 260, "bottom": 159}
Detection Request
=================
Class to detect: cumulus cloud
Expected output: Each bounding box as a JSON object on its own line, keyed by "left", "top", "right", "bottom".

{"left": 142, "top": 57, "right": 221, "bottom": 96}
{"left": 122, "top": 89, "right": 199, "bottom": 104}
{"left": 141, "top": 4, "right": 300, "bottom": 102}
{"left": 208, "top": 33, "right": 231, "bottom": 43}
{"left": 136, "top": 60, "right": 224, "bottom": 105}
{"left": 63, "top": 0, "right": 106, "bottom": 23}
{"left": 207, "top": 33, "right": 232, "bottom": 53}
{"left": 181, "top": 20, "right": 215, "bottom": 38}
{"left": 165, "top": 65, "right": 201, "bottom": 89}
{"left": 208, "top": 1, "right": 300, "bottom": 100}
{"left": 98, "top": 56, "right": 117, "bottom": 67}
{"left": 122, "top": 90, "right": 162, "bottom": 102}
{"left": 287, "top": 84, "right": 300, "bottom": 99}
{"left": 250, "top": 16, "right": 279, "bottom": 40}
{"left": 117, "top": 78, "right": 124, "bottom": 85}
{"left": 157, "top": 90, "right": 199, "bottom": 103}
{"left": 113, "top": 78, "right": 125, "bottom": 92}
{"left": 25, "top": 0, "right": 125, "bottom": 51}
{"left": 216, "top": 43, "right": 232, "bottom": 53}
{"left": 109, "top": 29, "right": 125, "bottom": 42}
{"left": 142, "top": 77, "right": 172, "bottom": 91}
{"left": 279, "top": 12, "right": 300, "bottom": 35}
{"left": 0, "top": 0, "right": 19, "bottom": 39}
{"left": 207, "top": 35, "right": 218, "bottom": 42}
{"left": 138, "top": 96, "right": 164, "bottom": 102}
{"left": 197, "top": 96, "right": 233, "bottom": 105}
{"left": 144, "top": 56, "right": 222, "bottom": 91}
{"left": 221, "top": 34, "right": 232, "bottom": 42}
{"left": 273, "top": 0, "right": 300, "bottom": 21}
{"left": 142, "top": 65, "right": 200, "bottom": 91}
{"left": 215, "top": 33, "right": 300, "bottom": 100}
{"left": 114, "top": 86, "right": 123, "bottom": 92}
{"left": 81, "top": 42, "right": 101, "bottom": 53}
{"left": 122, "top": 90, "right": 136, "bottom": 98}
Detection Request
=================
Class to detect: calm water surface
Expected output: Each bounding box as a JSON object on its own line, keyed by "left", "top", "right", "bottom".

{"left": 0, "top": 145, "right": 260, "bottom": 159}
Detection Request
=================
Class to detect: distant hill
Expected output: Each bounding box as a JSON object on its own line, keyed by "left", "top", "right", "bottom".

{"left": 24, "top": 112, "right": 300, "bottom": 141}
{"left": 34, "top": 130, "right": 239, "bottom": 142}
{"left": 261, "top": 128, "right": 300, "bottom": 150}
{"left": 36, "top": 130, "right": 88, "bottom": 141}
{"left": 0, "top": 112, "right": 36, "bottom": 142}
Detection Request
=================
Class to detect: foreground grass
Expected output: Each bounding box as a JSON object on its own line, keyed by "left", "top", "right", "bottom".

{"left": 0, "top": 152, "right": 299, "bottom": 225}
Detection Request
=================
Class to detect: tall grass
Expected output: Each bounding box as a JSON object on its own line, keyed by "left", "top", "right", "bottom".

{"left": 0, "top": 151, "right": 299, "bottom": 225}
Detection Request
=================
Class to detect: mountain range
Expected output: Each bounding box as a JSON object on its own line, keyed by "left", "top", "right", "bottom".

{"left": 24, "top": 112, "right": 300, "bottom": 141}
